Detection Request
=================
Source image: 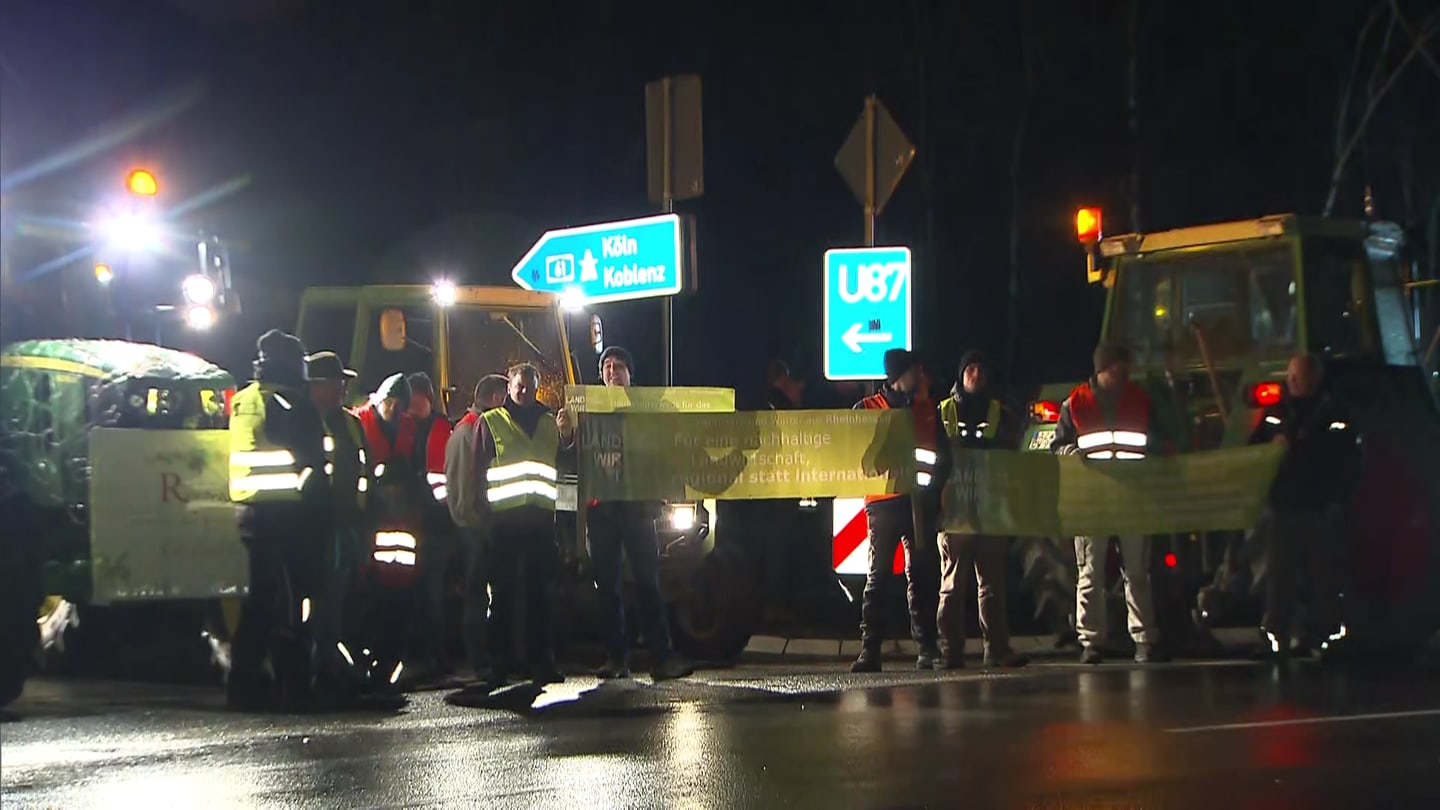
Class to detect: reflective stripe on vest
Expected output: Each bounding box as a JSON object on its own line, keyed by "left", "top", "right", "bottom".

{"left": 482, "top": 408, "right": 561, "bottom": 511}
{"left": 940, "top": 396, "right": 1002, "bottom": 442}
{"left": 1068, "top": 381, "right": 1151, "bottom": 461}
{"left": 229, "top": 382, "right": 307, "bottom": 502}
{"left": 323, "top": 413, "right": 370, "bottom": 503}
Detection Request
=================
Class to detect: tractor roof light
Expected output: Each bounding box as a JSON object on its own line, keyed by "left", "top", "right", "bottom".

{"left": 94, "top": 263, "right": 114, "bottom": 284}
{"left": 126, "top": 169, "right": 158, "bottom": 197}
{"left": 1076, "top": 207, "right": 1102, "bottom": 245}
{"left": 432, "top": 280, "right": 457, "bottom": 307}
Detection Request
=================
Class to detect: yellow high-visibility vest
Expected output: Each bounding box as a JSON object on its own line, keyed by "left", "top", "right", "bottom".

{"left": 940, "top": 396, "right": 1002, "bottom": 442}
{"left": 323, "top": 409, "right": 370, "bottom": 512}
{"left": 229, "top": 382, "right": 311, "bottom": 503}
{"left": 482, "top": 407, "right": 560, "bottom": 511}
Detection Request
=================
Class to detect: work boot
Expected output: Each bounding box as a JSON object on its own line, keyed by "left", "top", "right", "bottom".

{"left": 916, "top": 645, "right": 943, "bottom": 670}
{"left": 593, "top": 659, "right": 631, "bottom": 680}
{"left": 1134, "top": 643, "right": 1169, "bottom": 664}
{"left": 1080, "top": 646, "right": 1103, "bottom": 665}
{"left": 942, "top": 653, "right": 965, "bottom": 670}
{"left": 983, "top": 648, "right": 1029, "bottom": 668}
{"left": 651, "top": 655, "right": 695, "bottom": 682}
{"left": 851, "top": 649, "right": 882, "bottom": 673}
{"left": 530, "top": 666, "right": 566, "bottom": 686}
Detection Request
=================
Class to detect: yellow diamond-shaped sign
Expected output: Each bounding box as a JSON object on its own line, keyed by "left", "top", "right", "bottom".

{"left": 835, "top": 96, "right": 915, "bottom": 215}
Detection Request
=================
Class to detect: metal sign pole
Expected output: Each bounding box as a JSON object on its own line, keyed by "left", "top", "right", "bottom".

{"left": 661, "top": 76, "right": 675, "bottom": 387}
{"left": 864, "top": 95, "right": 877, "bottom": 249}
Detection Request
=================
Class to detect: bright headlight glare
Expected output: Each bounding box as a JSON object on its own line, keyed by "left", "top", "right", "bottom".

{"left": 185, "top": 306, "right": 215, "bottom": 330}
{"left": 669, "top": 504, "right": 697, "bottom": 531}
{"left": 182, "top": 274, "right": 216, "bottom": 304}
{"left": 101, "top": 210, "right": 162, "bottom": 252}
{"left": 432, "top": 280, "right": 457, "bottom": 307}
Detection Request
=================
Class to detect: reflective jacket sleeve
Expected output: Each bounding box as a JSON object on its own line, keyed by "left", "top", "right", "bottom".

{"left": 1052, "top": 399, "right": 1078, "bottom": 454}
{"left": 933, "top": 402, "right": 954, "bottom": 489}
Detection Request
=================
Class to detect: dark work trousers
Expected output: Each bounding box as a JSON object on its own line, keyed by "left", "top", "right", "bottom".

{"left": 1263, "top": 506, "right": 1341, "bottom": 644}
{"left": 230, "top": 517, "right": 326, "bottom": 707}
{"left": 860, "top": 496, "right": 939, "bottom": 653}
{"left": 486, "top": 506, "right": 560, "bottom": 673}
{"left": 416, "top": 507, "right": 458, "bottom": 668}
{"left": 937, "top": 533, "right": 1013, "bottom": 658}
{"left": 457, "top": 526, "right": 493, "bottom": 674}
{"left": 588, "top": 503, "right": 672, "bottom": 666}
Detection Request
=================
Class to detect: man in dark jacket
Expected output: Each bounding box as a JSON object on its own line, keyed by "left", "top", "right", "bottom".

{"left": 589, "top": 346, "right": 694, "bottom": 681}
{"left": 932, "top": 351, "right": 1028, "bottom": 669}
{"left": 1249, "top": 353, "right": 1360, "bottom": 659}
{"left": 228, "top": 330, "right": 332, "bottom": 711}
{"left": 850, "top": 349, "right": 942, "bottom": 672}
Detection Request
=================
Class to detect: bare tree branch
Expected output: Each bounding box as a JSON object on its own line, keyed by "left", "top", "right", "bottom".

{"left": 1330, "top": 2, "right": 1388, "bottom": 212}
{"left": 1391, "top": 0, "right": 1440, "bottom": 82}
{"left": 1325, "top": 13, "right": 1440, "bottom": 215}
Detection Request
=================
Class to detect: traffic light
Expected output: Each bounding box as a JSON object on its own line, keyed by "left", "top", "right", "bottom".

{"left": 126, "top": 169, "right": 158, "bottom": 197}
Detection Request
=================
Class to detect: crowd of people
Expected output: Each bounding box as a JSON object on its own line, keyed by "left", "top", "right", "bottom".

{"left": 223, "top": 328, "right": 1359, "bottom": 712}
{"left": 834, "top": 343, "right": 1359, "bottom": 673}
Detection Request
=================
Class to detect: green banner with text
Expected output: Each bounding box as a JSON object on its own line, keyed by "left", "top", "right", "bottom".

{"left": 940, "top": 443, "right": 1284, "bottom": 537}
{"left": 580, "top": 409, "right": 917, "bottom": 501}
{"left": 564, "top": 385, "right": 736, "bottom": 414}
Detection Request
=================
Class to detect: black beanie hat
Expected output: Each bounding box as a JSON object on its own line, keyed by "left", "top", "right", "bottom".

{"left": 406, "top": 372, "right": 435, "bottom": 401}
{"left": 376, "top": 373, "right": 412, "bottom": 408}
{"left": 598, "top": 346, "right": 635, "bottom": 378}
{"left": 883, "top": 349, "right": 916, "bottom": 383}
{"left": 254, "top": 329, "right": 307, "bottom": 383}
{"left": 957, "top": 350, "right": 989, "bottom": 380}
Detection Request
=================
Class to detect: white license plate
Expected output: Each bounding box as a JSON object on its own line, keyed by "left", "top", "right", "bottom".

{"left": 1027, "top": 429, "right": 1056, "bottom": 451}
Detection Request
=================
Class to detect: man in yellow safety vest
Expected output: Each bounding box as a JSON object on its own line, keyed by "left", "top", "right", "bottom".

{"left": 227, "top": 330, "right": 332, "bottom": 711}
{"left": 468, "top": 363, "right": 574, "bottom": 687}
{"left": 933, "top": 350, "right": 1027, "bottom": 669}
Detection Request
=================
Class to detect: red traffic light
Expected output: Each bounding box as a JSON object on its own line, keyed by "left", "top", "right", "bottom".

{"left": 126, "top": 169, "right": 158, "bottom": 197}
{"left": 1076, "top": 207, "right": 1102, "bottom": 244}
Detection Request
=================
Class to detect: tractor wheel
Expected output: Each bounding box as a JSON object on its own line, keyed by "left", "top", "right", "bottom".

{"left": 669, "top": 543, "right": 763, "bottom": 662}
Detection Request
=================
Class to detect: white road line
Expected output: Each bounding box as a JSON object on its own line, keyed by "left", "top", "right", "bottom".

{"left": 1166, "top": 708, "right": 1440, "bottom": 734}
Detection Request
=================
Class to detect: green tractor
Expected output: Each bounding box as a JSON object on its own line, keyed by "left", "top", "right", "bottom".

{"left": 295, "top": 283, "right": 764, "bottom": 662}
{"left": 0, "top": 339, "right": 240, "bottom": 707}
{"left": 1018, "top": 211, "right": 1440, "bottom": 654}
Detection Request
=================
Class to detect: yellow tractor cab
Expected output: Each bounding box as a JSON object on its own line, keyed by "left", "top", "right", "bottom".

{"left": 295, "top": 283, "right": 757, "bottom": 660}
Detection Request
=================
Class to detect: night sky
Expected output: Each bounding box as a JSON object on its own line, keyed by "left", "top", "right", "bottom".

{"left": 2, "top": 0, "right": 1436, "bottom": 405}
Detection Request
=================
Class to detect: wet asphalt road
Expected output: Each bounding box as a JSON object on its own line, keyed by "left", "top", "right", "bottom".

{"left": 4, "top": 656, "right": 1440, "bottom": 809}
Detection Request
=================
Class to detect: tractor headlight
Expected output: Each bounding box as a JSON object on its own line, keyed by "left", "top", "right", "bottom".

{"left": 668, "top": 504, "right": 697, "bottom": 531}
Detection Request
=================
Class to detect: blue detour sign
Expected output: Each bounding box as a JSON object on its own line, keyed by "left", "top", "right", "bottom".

{"left": 823, "top": 246, "right": 913, "bottom": 380}
{"left": 511, "top": 214, "right": 685, "bottom": 305}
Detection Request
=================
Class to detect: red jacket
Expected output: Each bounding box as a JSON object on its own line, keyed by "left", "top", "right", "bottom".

{"left": 415, "top": 414, "right": 451, "bottom": 474}
{"left": 355, "top": 404, "right": 418, "bottom": 468}
{"left": 858, "top": 380, "right": 937, "bottom": 505}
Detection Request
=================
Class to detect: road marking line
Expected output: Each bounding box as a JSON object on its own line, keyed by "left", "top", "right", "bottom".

{"left": 1166, "top": 709, "right": 1440, "bottom": 734}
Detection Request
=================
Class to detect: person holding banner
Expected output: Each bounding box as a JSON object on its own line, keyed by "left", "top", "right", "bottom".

{"left": 470, "top": 363, "right": 574, "bottom": 686}
{"left": 589, "top": 346, "right": 695, "bottom": 682}
{"left": 932, "top": 351, "right": 1028, "bottom": 669}
{"left": 850, "top": 349, "right": 943, "bottom": 673}
{"left": 1249, "top": 353, "right": 1359, "bottom": 660}
{"left": 1052, "top": 343, "right": 1167, "bottom": 665}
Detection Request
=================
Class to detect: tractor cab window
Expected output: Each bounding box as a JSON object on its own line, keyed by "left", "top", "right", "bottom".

{"left": 358, "top": 304, "right": 436, "bottom": 405}
{"left": 1300, "top": 237, "right": 1378, "bottom": 361}
{"left": 296, "top": 303, "right": 358, "bottom": 372}
{"left": 446, "top": 307, "right": 568, "bottom": 415}
{"left": 1110, "top": 242, "right": 1297, "bottom": 369}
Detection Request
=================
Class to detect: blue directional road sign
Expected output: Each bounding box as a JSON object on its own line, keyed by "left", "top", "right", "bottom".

{"left": 511, "top": 213, "right": 685, "bottom": 306}
{"left": 823, "top": 246, "right": 913, "bottom": 381}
